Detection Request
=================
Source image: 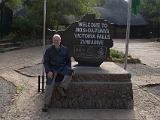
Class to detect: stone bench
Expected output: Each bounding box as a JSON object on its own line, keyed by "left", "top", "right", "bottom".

{"left": 51, "top": 62, "right": 133, "bottom": 109}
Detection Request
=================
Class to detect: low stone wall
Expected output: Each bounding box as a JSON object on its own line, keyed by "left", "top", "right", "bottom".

{"left": 51, "top": 62, "right": 133, "bottom": 109}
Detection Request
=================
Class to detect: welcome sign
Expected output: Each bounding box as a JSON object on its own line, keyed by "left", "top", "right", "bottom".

{"left": 59, "top": 14, "right": 113, "bottom": 66}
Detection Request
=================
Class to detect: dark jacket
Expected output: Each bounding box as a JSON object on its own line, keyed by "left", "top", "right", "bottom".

{"left": 43, "top": 44, "right": 72, "bottom": 76}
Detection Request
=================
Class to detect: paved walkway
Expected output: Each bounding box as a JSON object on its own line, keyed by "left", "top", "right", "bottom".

{"left": 0, "top": 47, "right": 42, "bottom": 70}
{"left": 0, "top": 39, "right": 160, "bottom": 120}
{"left": 113, "top": 39, "right": 160, "bottom": 68}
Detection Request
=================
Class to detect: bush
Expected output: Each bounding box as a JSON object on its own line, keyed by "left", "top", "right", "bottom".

{"left": 12, "top": 16, "right": 42, "bottom": 37}
{"left": 109, "top": 49, "right": 141, "bottom": 63}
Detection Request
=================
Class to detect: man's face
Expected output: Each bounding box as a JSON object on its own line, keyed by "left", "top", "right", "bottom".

{"left": 52, "top": 36, "right": 61, "bottom": 47}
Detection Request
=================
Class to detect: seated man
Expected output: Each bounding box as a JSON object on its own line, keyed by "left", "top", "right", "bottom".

{"left": 42, "top": 34, "right": 72, "bottom": 112}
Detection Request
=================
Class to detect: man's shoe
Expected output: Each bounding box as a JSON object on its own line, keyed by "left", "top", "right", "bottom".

{"left": 57, "top": 87, "right": 66, "bottom": 97}
{"left": 42, "top": 104, "right": 49, "bottom": 112}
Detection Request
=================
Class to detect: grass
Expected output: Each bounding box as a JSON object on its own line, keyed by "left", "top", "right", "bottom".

{"left": 0, "top": 48, "right": 6, "bottom": 53}
{"left": 109, "top": 49, "right": 141, "bottom": 63}
{"left": 16, "top": 85, "right": 25, "bottom": 93}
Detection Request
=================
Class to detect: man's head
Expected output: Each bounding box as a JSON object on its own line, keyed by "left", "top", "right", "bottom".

{"left": 52, "top": 34, "right": 61, "bottom": 48}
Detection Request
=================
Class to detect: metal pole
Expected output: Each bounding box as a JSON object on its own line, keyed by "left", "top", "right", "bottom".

{"left": 0, "top": 0, "right": 4, "bottom": 39}
{"left": 42, "top": 75, "right": 45, "bottom": 93}
{"left": 43, "top": 0, "right": 46, "bottom": 55}
{"left": 42, "top": 0, "right": 47, "bottom": 79}
{"left": 38, "top": 75, "right": 41, "bottom": 92}
{"left": 39, "top": 0, "right": 46, "bottom": 92}
{"left": 124, "top": 0, "right": 132, "bottom": 70}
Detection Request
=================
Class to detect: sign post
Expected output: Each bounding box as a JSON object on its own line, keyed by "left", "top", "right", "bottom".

{"left": 40, "top": 0, "right": 47, "bottom": 92}
{"left": 124, "top": 0, "right": 132, "bottom": 70}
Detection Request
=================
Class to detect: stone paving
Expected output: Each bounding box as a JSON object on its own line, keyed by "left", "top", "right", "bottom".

{"left": 0, "top": 39, "right": 160, "bottom": 120}
{"left": 0, "top": 47, "right": 42, "bottom": 70}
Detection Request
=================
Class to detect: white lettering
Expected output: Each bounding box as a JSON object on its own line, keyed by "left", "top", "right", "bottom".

{"left": 75, "top": 27, "right": 109, "bottom": 33}
{"left": 74, "top": 33, "right": 96, "bottom": 39}
{"left": 97, "top": 34, "right": 108, "bottom": 39}
{"left": 78, "top": 22, "right": 101, "bottom": 28}
{"left": 79, "top": 40, "right": 104, "bottom": 45}
{"left": 101, "top": 23, "right": 108, "bottom": 28}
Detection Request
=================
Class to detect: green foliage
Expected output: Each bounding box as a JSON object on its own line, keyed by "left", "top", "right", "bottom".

{"left": 141, "top": 0, "right": 160, "bottom": 23}
{"left": 36, "top": 0, "right": 100, "bottom": 28}
{"left": 12, "top": 15, "right": 41, "bottom": 37}
{"left": 0, "top": 48, "right": 6, "bottom": 53}
{"left": 132, "top": 0, "right": 140, "bottom": 15}
{"left": 110, "top": 49, "right": 124, "bottom": 59}
{"left": 11, "top": 0, "right": 102, "bottom": 37}
{"left": 5, "top": 0, "right": 21, "bottom": 10}
{"left": 109, "top": 49, "right": 124, "bottom": 63}
{"left": 16, "top": 85, "right": 25, "bottom": 93}
{"left": 97, "top": 0, "right": 105, "bottom": 6}
{"left": 109, "top": 49, "right": 141, "bottom": 63}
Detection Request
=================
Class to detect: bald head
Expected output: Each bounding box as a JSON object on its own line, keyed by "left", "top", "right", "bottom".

{"left": 52, "top": 34, "right": 61, "bottom": 48}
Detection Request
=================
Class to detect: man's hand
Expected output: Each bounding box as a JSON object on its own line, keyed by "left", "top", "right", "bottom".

{"left": 47, "top": 72, "right": 53, "bottom": 79}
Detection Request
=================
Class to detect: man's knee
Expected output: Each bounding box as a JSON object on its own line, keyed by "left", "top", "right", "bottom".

{"left": 54, "top": 73, "right": 64, "bottom": 82}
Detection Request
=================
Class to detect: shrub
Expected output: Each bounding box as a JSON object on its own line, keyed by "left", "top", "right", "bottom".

{"left": 109, "top": 49, "right": 141, "bottom": 63}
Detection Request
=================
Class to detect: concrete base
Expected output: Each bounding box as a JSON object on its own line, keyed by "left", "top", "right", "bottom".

{"left": 51, "top": 62, "right": 133, "bottom": 109}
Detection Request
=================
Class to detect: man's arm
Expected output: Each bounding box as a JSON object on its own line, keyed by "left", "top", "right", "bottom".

{"left": 65, "top": 48, "right": 71, "bottom": 68}
{"left": 43, "top": 48, "right": 51, "bottom": 74}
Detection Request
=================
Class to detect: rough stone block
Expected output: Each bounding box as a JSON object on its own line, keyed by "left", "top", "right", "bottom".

{"left": 51, "top": 62, "right": 133, "bottom": 109}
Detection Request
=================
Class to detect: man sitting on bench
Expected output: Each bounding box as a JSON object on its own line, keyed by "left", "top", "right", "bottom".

{"left": 42, "top": 34, "right": 72, "bottom": 112}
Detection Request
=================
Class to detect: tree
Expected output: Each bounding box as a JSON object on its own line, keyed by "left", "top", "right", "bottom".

{"left": 4, "top": 0, "right": 21, "bottom": 10}
{"left": 47, "top": 0, "right": 98, "bottom": 28}
{"left": 141, "top": 0, "right": 160, "bottom": 39}
{"left": 141, "top": 0, "right": 160, "bottom": 23}
{"left": 12, "top": 0, "right": 103, "bottom": 36}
